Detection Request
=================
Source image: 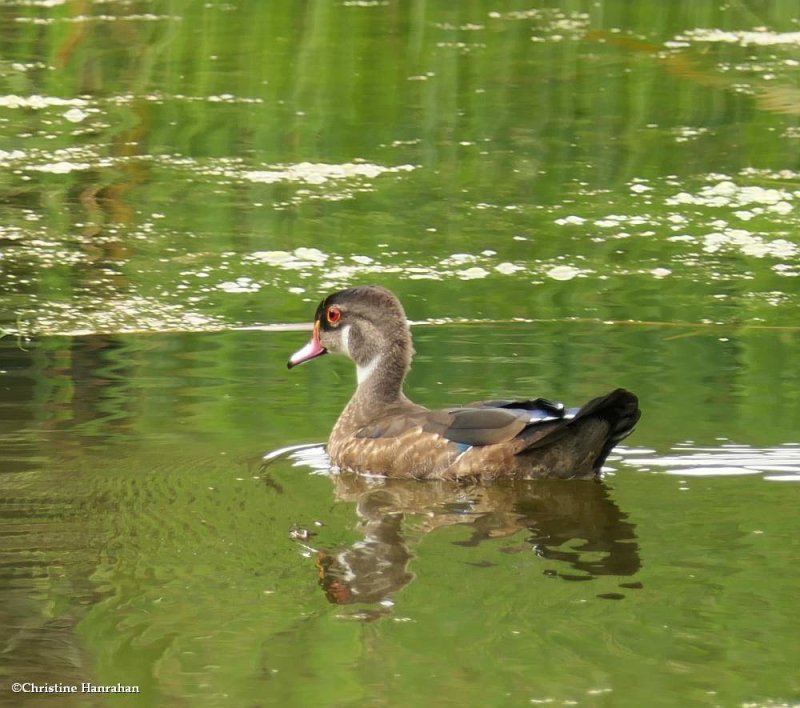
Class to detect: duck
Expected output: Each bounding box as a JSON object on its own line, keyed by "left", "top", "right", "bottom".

{"left": 287, "top": 286, "right": 640, "bottom": 481}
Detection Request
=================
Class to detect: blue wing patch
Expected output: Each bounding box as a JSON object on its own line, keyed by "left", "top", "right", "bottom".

{"left": 453, "top": 442, "right": 472, "bottom": 455}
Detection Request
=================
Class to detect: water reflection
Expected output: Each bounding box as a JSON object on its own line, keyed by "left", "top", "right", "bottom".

{"left": 303, "top": 474, "right": 640, "bottom": 610}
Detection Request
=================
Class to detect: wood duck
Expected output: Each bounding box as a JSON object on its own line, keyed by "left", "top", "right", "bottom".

{"left": 288, "top": 286, "right": 640, "bottom": 481}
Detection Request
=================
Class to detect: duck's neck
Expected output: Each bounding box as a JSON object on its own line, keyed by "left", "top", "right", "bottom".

{"left": 353, "top": 351, "right": 405, "bottom": 405}
{"left": 337, "top": 336, "right": 414, "bottom": 431}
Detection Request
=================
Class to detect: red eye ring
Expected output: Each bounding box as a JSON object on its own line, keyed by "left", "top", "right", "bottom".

{"left": 326, "top": 306, "right": 341, "bottom": 324}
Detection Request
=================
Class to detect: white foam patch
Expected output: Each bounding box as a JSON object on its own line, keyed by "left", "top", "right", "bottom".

{"left": 546, "top": 265, "right": 582, "bottom": 281}
{"left": 457, "top": 267, "right": 489, "bottom": 280}
{"left": 0, "top": 94, "right": 88, "bottom": 109}
{"left": 675, "top": 28, "right": 800, "bottom": 46}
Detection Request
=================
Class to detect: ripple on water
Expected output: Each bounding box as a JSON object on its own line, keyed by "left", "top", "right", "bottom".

{"left": 617, "top": 444, "right": 800, "bottom": 482}
{"left": 263, "top": 443, "right": 330, "bottom": 475}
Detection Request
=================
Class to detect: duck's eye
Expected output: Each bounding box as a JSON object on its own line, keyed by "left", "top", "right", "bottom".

{"left": 326, "top": 306, "right": 342, "bottom": 325}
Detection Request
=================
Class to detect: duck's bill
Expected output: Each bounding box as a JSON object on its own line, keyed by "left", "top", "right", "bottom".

{"left": 287, "top": 322, "right": 327, "bottom": 369}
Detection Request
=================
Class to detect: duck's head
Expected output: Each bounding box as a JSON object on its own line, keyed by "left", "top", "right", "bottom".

{"left": 287, "top": 286, "right": 413, "bottom": 385}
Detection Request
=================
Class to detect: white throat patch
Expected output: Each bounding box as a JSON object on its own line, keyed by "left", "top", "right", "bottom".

{"left": 357, "top": 356, "right": 380, "bottom": 385}
{"left": 341, "top": 324, "right": 379, "bottom": 385}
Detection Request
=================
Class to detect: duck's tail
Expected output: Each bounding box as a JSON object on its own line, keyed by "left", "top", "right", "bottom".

{"left": 516, "top": 388, "right": 640, "bottom": 477}
{"left": 571, "top": 388, "right": 640, "bottom": 471}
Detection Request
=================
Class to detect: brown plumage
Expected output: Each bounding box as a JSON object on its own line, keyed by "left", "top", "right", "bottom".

{"left": 288, "top": 286, "right": 640, "bottom": 481}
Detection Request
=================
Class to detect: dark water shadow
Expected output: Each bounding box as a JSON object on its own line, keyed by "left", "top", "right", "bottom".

{"left": 302, "top": 474, "right": 641, "bottom": 614}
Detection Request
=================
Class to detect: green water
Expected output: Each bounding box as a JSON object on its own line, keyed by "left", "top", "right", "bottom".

{"left": 2, "top": 1, "right": 800, "bottom": 706}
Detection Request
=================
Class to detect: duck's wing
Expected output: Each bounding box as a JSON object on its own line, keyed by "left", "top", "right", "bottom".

{"left": 353, "top": 406, "right": 532, "bottom": 446}
{"left": 421, "top": 407, "right": 532, "bottom": 446}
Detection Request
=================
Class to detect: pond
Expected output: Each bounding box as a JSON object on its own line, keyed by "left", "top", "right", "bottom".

{"left": 1, "top": 1, "right": 799, "bottom": 706}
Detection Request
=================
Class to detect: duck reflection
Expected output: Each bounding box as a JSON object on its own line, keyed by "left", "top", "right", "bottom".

{"left": 311, "top": 474, "right": 640, "bottom": 606}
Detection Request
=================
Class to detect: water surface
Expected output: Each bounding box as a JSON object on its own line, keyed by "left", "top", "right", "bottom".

{"left": 2, "top": 1, "right": 800, "bottom": 706}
